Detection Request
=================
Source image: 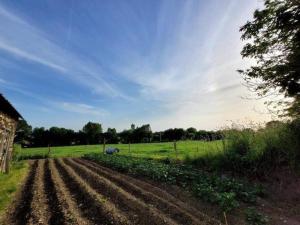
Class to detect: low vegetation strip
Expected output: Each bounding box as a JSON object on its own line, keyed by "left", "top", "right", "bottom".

{"left": 83, "top": 153, "right": 263, "bottom": 213}
{"left": 1, "top": 158, "right": 221, "bottom": 225}
{"left": 4, "top": 160, "right": 38, "bottom": 225}
{"left": 0, "top": 161, "right": 29, "bottom": 219}
{"left": 17, "top": 140, "right": 223, "bottom": 160}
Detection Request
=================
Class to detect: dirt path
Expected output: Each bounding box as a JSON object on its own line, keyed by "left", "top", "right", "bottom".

{"left": 1, "top": 158, "right": 222, "bottom": 225}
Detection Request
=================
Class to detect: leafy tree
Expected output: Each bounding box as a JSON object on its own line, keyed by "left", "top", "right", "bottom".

{"left": 75, "top": 131, "right": 87, "bottom": 145}
{"left": 163, "top": 128, "right": 185, "bottom": 141}
{"left": 195, "top": 130, "right": 209, "bottom": 140}
{"left": 32, "top": 127, "right": 49, "bottom": 147}
{"left": 173, "top": 128, "right": 185, "bottom": 140}
{"left": 131, "top": 124, "right": 135, "bottom": 130}
{"left": 152, "top": 132, "right": 162, "bottom": 142}
{"left": 17, "top": 120, "right": 224, "bottom": 147}
{"left": 48, "top": 127, "right": 75, "bottom": 146}
{"left": 118, "top": 129, "right": 132, "bottom": 143}
{"left": 187, "top": 127, "right": 197, "bottom": 133}
{"left": 265, "top": 120, "right": 284, "bottom": 128}
{"left": 82, "top": 122, "right": 102, "bottom": 144}
{"left": 186, "top": 127, "right": 197, "bottom": 139}
{"left": 239, "top": 0, "right": 300, "bottom": 117}
{"left": 15, "top": 120, "right": 32, "bottom": 146}
{"left": 104, "top": 128, "right": 119, "bottom": 144}
{"left": 132, "top": 124, "right": 152, "bottom": 143}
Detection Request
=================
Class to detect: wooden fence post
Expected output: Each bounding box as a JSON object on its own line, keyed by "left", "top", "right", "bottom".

{"left": 174, "top": 140, "right": 178, "bottom": 160}
{"left": 47, "top": 144, "right": 51, "bottom": 156}
{"left": 103, "top": 138, "right": 106, "bottom": 154}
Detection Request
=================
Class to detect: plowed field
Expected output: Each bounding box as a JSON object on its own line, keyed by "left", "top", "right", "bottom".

{"left": 2, "top": 158, "right": 221, "bottom": 225}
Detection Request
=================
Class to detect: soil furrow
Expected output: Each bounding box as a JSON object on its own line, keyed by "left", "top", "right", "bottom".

{"left": 44, "top": 159, "right": 66, "bottom": 225}
{"left": 28, "top": 160, "right": 50, "bottom": 225}
{"left": 64, "top": 158, "right": 178, "bottom": 225}
{"left": 79, "top": 158, "right": 219, "bottom": 224}
{"left": 4, "top": 160, "right": 38, "bottom": 225}
{"left": 48, "top": 159, "right": 91, "bottom": 225}
{"left": 3, "top": 158, "right": 221, "bottom": 225}
{"left": 54, "top": 159, "right": 130, "bottom": 225}
{"left": 73, "top": 158, "right": 213, "bottom": 225}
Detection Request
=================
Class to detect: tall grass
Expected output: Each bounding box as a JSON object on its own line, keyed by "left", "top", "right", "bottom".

{"left": 185, "top": 119, "right": 300, "bottom": 177}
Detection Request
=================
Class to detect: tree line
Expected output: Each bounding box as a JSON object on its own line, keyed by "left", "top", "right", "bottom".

{"left": 15, "top": 120, "right": 222, "bottom": 147}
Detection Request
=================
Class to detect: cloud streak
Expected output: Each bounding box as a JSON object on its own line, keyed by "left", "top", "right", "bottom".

{"left": 117, "top": 0, "right": 244, "bottom": 102}
{"left": 0, "top": 41, "right": 66, "bottom": 72}
{"left": 0, "top": 3, "right": 126, "bottom": 98}
{"left": 0, "top": 1, "right": 271, "bottom": 131}
{"left": 58, "top": 102, "right": 109, "bottom": 116}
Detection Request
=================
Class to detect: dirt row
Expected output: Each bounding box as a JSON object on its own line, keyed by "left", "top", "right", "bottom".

{"left": 1, "top": 158, "right": 222, "bottom": 225}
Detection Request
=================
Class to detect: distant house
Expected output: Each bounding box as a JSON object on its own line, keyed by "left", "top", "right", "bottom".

{"left": 0, "top": 94, "right": 22, "bottom": 173}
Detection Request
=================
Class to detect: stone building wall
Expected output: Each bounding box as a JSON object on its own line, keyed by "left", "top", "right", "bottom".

{"left": 0, "top": 111, "right": 17, "bottom": 173}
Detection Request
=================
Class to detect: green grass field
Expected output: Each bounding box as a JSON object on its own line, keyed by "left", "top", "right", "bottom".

{"left": 17, "top": 140, "right": 224, "bottom": 160}
{"left": 0, "top": 161, "right": 29, "bottom": 216}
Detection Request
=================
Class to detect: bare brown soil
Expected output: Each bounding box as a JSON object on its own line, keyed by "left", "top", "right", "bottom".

{"left": 1, "top": 158, "right": 222, "bottom": 225}
{"left": 256, "top": 169, "right": 300, "bottom": 225}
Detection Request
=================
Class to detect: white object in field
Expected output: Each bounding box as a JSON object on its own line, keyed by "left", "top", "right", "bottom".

{"left": 105, "top": 147, "right": 120, "bottom": 154}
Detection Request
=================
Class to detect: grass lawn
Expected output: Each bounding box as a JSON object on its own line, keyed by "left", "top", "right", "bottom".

{"left": 0, "top": 161, "right": 29, "bottom": 216}
{"left": 17, "top": 140, "right": 224, "bottom": 160}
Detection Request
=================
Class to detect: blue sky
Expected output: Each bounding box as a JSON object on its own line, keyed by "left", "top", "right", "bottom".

{"left": 0, "top": 0, "right": 271, "bottom": 131}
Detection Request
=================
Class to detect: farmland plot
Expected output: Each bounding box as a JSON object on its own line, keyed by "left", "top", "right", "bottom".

{"left": 1, "top": 158, "right": 221, "bottom": 225}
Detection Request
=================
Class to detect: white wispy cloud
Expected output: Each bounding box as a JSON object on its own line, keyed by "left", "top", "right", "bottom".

{"left": 0, "top": 79, "right": 109, "bottom": 118}
{"left": 0, "top": 5, "right": 26, "bottom": 24}
{"left": 118, "top": 0, "right": 244, "bottom": 100}
{"left": 58, "top": 102, "right": 109, "bottom": 116}
{"left": 0, "top": 1, "right": 270, "bottom": 131}
{"left": 0, "top": 3, "right": 126, "bottom": 98}
{"left": 112, "top": 0, "right": 271, "bottom": 130}
{"left": 0, "top": 42, "right": 66, "bottom": 72}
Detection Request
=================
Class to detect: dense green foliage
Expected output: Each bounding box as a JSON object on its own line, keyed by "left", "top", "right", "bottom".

{"left": 0, "top": 161, "right": 29, "bottom": 215}
{"left": 14, "top": 120, "right": 32, "bottom": 146}
{"left": 16, "top": 120, "right": 221, "bottom": 147}
{"left": 186, "top": 119, "right": 300, "bottom": 176}
{"left": 82, "top": 122, "right": 103, "bottom": 144}
{"left": 239, "top": 0, "right": 300, "bottom": 117}
{"left": 83, "top": 153, "right": 263, "bottom": 213}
